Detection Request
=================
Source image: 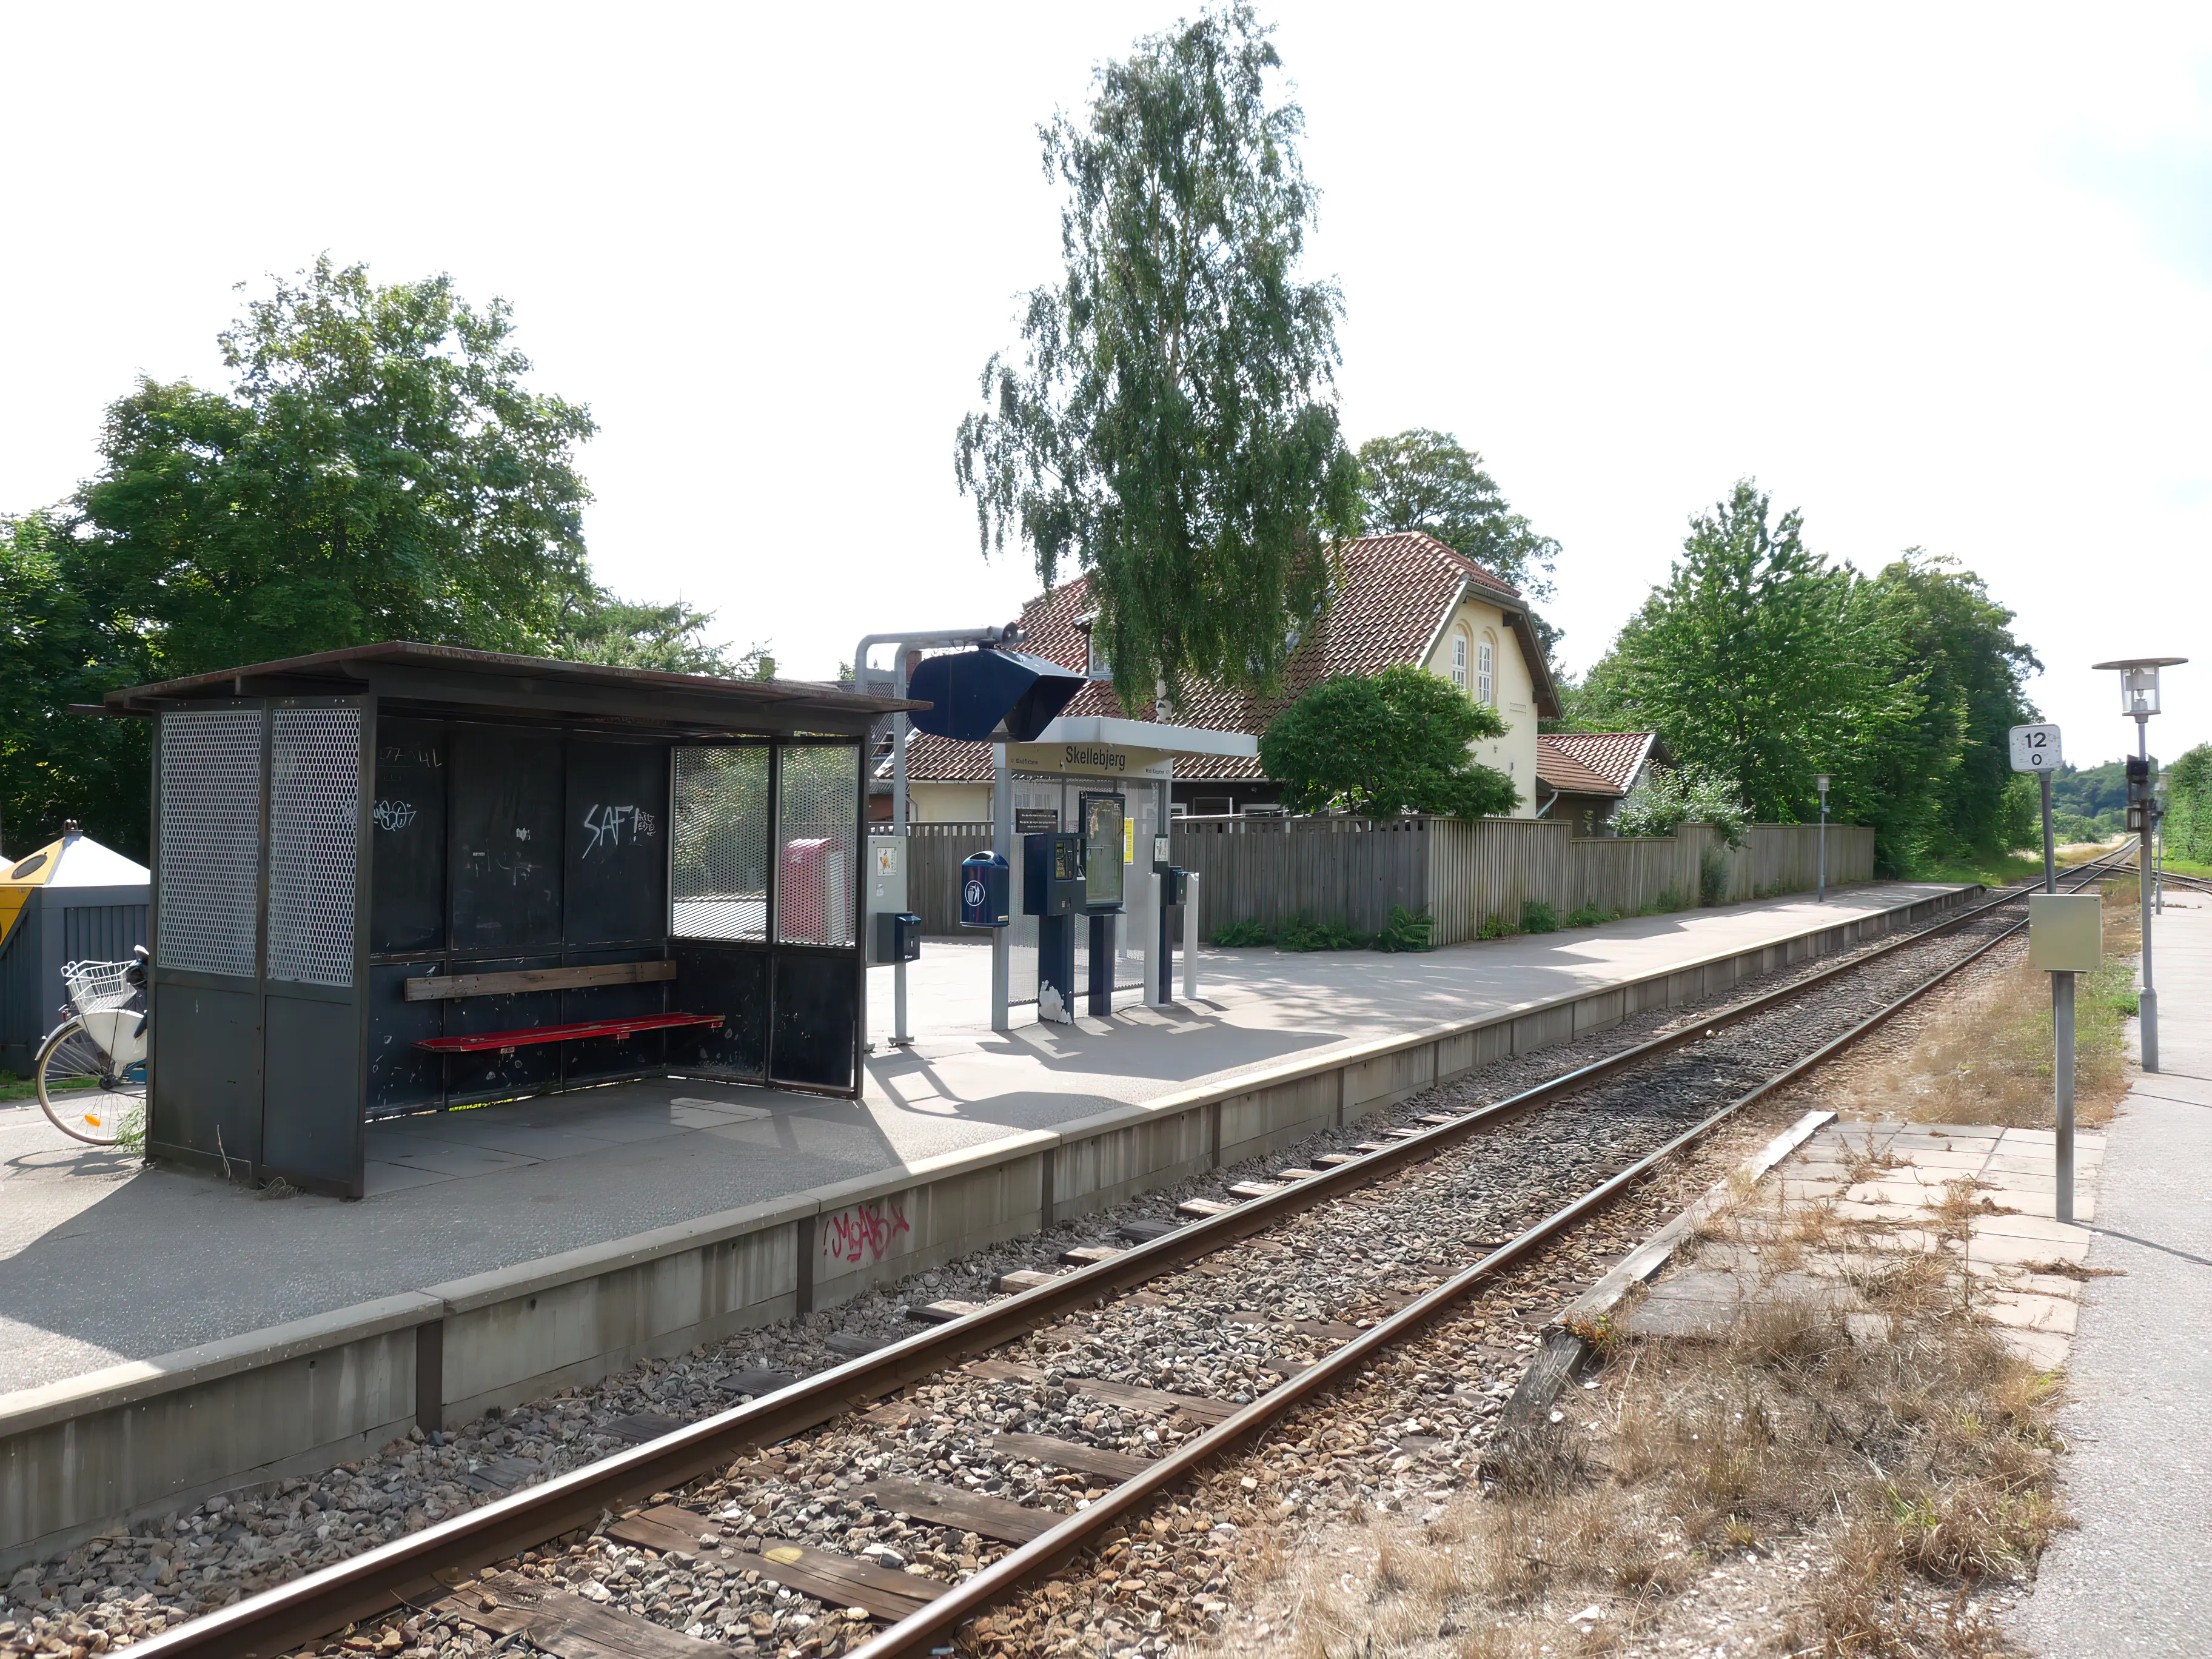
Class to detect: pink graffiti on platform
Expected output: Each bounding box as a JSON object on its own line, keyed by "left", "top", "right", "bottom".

{"left": 823, "top": 1200, "right": 911, "bottom": 1264}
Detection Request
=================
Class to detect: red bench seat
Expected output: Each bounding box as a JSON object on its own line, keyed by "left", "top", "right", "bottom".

{"left": 415, "top": 1011, "right": 724, "bottom": 1055}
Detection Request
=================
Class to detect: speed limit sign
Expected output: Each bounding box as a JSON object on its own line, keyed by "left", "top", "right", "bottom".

{"left": 2009, "top": 723, "right": 2062, "bottom": 772}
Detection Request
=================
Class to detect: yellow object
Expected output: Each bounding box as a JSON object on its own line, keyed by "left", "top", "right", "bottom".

{"left": 1124, "top": 818, "right": 1135, "bottom": 863}
{"left": 2029, "top": 893, "right": 2102, "bottom": 972}
{"left": 0, "top": 835, "right": 67, "bottom": 950}
{"left": 0, "top": 829, "right": 152, "bottom": 953}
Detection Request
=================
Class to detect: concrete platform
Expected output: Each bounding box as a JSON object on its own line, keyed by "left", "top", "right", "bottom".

{"left": 0, "top": 879, "right": 1971, "bottom": 1568}
{"left": 2006, "top": 890, "right": 2212, "bottom": 1659}
{"left": 0, "top": 879, "right": 1955, "bottom": 1392}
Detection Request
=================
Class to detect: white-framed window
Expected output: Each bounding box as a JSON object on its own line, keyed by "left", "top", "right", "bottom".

{"left": 1451, "top": 632, "right": 1468, "bottom": 691}
{"left": 1079, "top": 618, "right": 1111, "bottom": 680}
{"left": 1477, "top": 637, "right": 1495, "bottom": 705}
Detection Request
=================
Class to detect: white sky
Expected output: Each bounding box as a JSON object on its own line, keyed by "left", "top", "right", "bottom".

{"left": 3, "top": 2, "right": 2207, "bottom": 766}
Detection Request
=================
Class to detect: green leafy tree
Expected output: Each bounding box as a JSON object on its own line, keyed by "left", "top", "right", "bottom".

{"left": 1, "top": 260, "right": 744, "bottom": 859}
{"left": 955, "top": 3, "right": 1361, "bottom": 709}
{"left": 78, "top": 256, "right": 598, "bottom": 673}
{"left": 1354, "top": 429, "right": 1559, "bottom": 601}
{"left": 2167, "top": 745, "right": 2212, "bottom": 864}
{"left": 1592, "top": 480, "right": 1927, "bottom": 868}
{"left": 0, "top": 512, "right": 156, "bottom": 857}
{"left": 1863, "top": 554, "right": 2040, "bottom": 861}
{"left": 1259, "top": 663, "right": 1516, "bottom": 817}
{"left": 557, "top": 587, "right": 773, "bottom": 678}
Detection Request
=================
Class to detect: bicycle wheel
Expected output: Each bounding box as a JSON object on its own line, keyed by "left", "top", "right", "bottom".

{"left": 35, "top": 1016, "right": 144, "bottom": 1147}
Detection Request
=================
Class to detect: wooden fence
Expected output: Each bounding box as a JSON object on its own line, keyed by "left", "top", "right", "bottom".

{"left": 881, "top": 816, "right": 1874, "bottom": 946}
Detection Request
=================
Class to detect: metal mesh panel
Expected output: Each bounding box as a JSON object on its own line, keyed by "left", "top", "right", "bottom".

{"left": 269, "top": 707, "right": 361, "bottom": 987}
{"left": 157, "top": 709, "right": 265, "bottom": 977}
{"left": 777, "top": 745, "right": 859, "bottom": 947}
{"left": 673, "top": 746, "right": 771, "bottom": 940}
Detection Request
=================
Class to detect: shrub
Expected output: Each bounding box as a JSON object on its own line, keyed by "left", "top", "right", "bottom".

{"left": 1373, "top": 905, "right": 1433, "bottom": 953}
{"left": 1521, "top": 900, "right": 1560, "bottom": 934}
{"left": 1641, "top": 886, "right": 1690, "bottom": 916}
{"left": 1565, "top": 903, "right": 1618, "bottom": 928}
{"left": 1615, "top": 764, "right": 1749, "bottom": 848}
{"left": 1478, "top": 913, "right": 1520, "bottom": 940}
{"left": 1698, "top": 845, "right": 1730, "bottom": 907}
{"left": 1210, "top": 919, "right": 1273, "bottom": 947}
{"left": 1278, "top": 914, "right": 1362, "bottom": 951}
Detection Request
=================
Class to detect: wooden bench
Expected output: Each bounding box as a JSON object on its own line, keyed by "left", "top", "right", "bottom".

{"left": 404, "top": 960, "right": 722, "bottom": 1057}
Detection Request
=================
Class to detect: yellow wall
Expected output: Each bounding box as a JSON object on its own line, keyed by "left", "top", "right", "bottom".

{"left": 1424, "top": 595, "right": 1541, "bottom": 818}
{"left": 904, "top": 782, "right": 994, "bottom": 823}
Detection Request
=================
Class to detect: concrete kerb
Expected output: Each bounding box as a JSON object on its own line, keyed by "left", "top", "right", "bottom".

{"left": 0, "top": 1294, "right": 441, "bottom": 1577}
{"left": 0, "top": 882, "right": 1976, "bottom": 1571}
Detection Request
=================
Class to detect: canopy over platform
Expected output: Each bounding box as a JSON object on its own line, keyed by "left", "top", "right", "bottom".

{"left": 100, "top": 643, "right": 921, "bottom": 1198}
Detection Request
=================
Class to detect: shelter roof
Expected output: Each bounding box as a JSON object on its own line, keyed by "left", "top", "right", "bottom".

{"left": 1535, "top": 732, "right": 1662, "bottom": 798}
{"left": 897, "top": 532, "right": 1557, "bottom": 784}
{"left": 98, "top": 642, "right": 919, "bottom": 739}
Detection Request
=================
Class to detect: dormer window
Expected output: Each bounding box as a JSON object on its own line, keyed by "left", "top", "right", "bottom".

{"left": 1076, "top": 616, "right": 1111, "bottom": 680}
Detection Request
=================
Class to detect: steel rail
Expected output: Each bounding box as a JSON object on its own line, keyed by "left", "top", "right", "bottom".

{"left": 842, "top": 849, "right": 2130, "bottom": 1657}
{"left": 127, "top": 859, "right": 2125, "bottom": 1658}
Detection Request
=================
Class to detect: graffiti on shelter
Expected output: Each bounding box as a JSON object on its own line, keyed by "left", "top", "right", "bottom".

{"left": 822, "top": 1199, "right": 912, "bottom": 1265}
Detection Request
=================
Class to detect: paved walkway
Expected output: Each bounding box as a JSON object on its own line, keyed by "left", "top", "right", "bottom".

{"left": 2007, "top": 893, "right": 2212, "bottom": 1659}
{"left": 0, "top": 881, "right": 1956, "bottom": 1396}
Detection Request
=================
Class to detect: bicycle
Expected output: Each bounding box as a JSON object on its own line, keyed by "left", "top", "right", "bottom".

{"left": 34, "top": 948, "right": 149, "bottom": 1146}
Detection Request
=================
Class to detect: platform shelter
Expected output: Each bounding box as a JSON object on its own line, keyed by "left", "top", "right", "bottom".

{"left": 99, "top": 643, "right": 913, "bottom": 1198}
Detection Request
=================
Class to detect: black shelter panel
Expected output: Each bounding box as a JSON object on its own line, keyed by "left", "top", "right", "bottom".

{"left": 370, "top": 720, "right": 448, "bottom": 954}
{"left": 566, "top": 740, "right": 670, "bottom": 947}
{"left": 771, "top": 950, "right": 859, "bottom": 1091}
{"left": 367, "top": 962, "right": 446, "bottom": 1116}
{"left": 444, "top": 953, "right": 564, "bottom": 1101}
{"left": 149, "top": 980, "right": 262, "bottom": 1168}
{"left": 263, "top": 994, "right": 360, "bottom": 1187}
{"left": 561, "top": 946, "right": 672, "bottom": 1082}
{"left": 670, "top": 943, "right": 769, "bottom": 1080}
{"left": 450, "top": 726, "right": 564, "bottom": 952}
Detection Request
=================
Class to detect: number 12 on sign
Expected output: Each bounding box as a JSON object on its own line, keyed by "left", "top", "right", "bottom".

{"left": 2010, "top": 723, "right": 2063, "bottom": 893}
{"left": 2008, "top": 723, "right": 2062, "bottom": 772}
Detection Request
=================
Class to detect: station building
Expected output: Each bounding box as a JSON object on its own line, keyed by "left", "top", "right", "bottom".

{"left": 892, "top": 531, "right": 1562, "bottom": 821}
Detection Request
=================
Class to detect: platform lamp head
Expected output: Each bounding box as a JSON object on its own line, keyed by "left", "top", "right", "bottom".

{"left": 2093, "top": 657, "right": 2185, "bottom": 721}
{"left": 1815, "top": 773, "right": 1829, "bottom": 808}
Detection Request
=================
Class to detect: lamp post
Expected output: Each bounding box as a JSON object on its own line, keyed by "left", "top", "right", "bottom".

{"left": 2092, "top": 656, "right": 2187, "bottom": 1073}
{"left": 1815, "top": 774, "right": 1831, "bottom": 903}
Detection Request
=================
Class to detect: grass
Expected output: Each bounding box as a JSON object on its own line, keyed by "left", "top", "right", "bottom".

{"left": 1237, "top": 1192, "right": 2071, "bottom": 1658}
{"left": 1838, "top": 873, "right": 2140, "bottom": 1129}
{"left": 1914, "top": 838, "right": 2127, "bottom": 889}
{"left": 2163, "top": 852, "right": 2212, "bottom": 879}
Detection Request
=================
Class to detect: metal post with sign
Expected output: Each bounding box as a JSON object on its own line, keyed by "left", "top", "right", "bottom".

{"left": 1815, "top": 774, "right": 1830, "bottom": 902}
{"left": 2010, "top": 722, "right": 2063, "bottom": 896}
{"left": 2030, "top": 890, "right": 2101, "bottom": 1225}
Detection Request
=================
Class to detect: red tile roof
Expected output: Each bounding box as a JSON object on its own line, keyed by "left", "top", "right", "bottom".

{"left": 1535, "top": 732, "right": 1660, "bottom": 798}
{"left": 897, "top": 533, "right": 1548, "bottom": 784}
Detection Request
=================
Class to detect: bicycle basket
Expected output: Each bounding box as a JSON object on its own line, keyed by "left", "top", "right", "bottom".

{"left": 62, "top": 959, "right": 138, "bottom": 1016}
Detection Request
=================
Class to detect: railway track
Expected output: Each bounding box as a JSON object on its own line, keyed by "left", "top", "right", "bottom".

{"left": 102, "top": 855, "right": 2128, "bottom": 1659}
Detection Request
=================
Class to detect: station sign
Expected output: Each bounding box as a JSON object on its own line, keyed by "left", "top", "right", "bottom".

{"left": 1005, "top": 740, "right": 1175, "bottom": 780}
{"left": 2008, "top": 723, "right": 2062, "bottom": 773}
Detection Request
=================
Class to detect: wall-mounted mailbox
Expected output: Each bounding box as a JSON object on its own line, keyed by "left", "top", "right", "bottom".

{"left": 874, "top": 910, "right": 923, "bottom": 962}
{"left": 1024, "top": 831, "right": 1086, "bottom": 917}
{"left": 960, "top": 850, "right": 1010, "bottom": 928}
{"left": 2029, "top": 892, "right": 2102, "bottom": 972}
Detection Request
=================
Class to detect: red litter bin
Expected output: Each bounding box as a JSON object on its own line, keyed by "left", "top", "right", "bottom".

{"left": 780, "top": 837, "right": 847, "bottom": 944}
